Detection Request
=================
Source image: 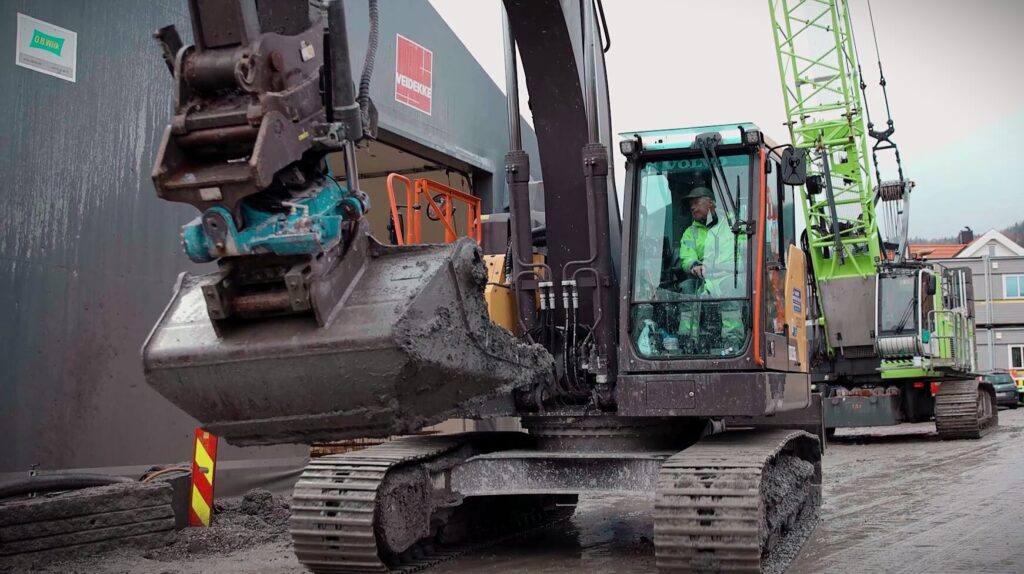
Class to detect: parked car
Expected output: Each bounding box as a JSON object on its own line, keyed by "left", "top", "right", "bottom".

{"left": 980, "top": 372, "right": 1019, "bottom": 409}
{"left": 1011, "top": 369, "right": 1024, "bottom": 403}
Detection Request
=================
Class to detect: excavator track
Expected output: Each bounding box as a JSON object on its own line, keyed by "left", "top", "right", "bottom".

{"left": 935, "top": 379, "right": 998, "bottom": 440}
{"left": 654, "top": 429, "right": 821, "bottom": 574}
{"left": 290, "top": 434, "right": 576, "bottom": 574}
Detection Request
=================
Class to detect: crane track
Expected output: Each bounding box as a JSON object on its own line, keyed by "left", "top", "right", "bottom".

{"left": 935, "top": 379, "right": 998, "bottom": 440}
{"left": 290, "top": 434, "right": 575, "bottom": 574}
{"left": 654, "top": 429, "right": 821, "bottom": 573}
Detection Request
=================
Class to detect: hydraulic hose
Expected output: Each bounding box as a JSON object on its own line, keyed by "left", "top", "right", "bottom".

{"left": 0, "top": 473, "right": 134, "bottom": 499}
{"left": 504, "top": 237, "right": 515, "bottom": 279}
{"left": 358, "top": 0, "right": 379, "bottom": 117}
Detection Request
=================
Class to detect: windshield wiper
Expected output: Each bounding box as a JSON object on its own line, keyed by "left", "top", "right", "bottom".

{"left": 695, "top": 133, "right": 741, "bottom": 227}
{"left": 695, "top": 133, "right": 747, "bottom": 289}
{"left": 892, "top": 291, "right": 917, "bottom": 334}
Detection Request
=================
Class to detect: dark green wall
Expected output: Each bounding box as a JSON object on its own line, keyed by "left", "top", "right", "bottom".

{"left": 0, "top": 0, "right": 538, "bottom": 476}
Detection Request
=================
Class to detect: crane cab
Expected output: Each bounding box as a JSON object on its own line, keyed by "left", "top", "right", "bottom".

{"left": 616, "top": 123, "right": 813, "bottom": 419}
{"left": 876, "top": 264, "right": 977, "bottom": 375}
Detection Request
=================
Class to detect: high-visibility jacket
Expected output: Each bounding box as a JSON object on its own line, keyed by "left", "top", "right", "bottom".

{"left": 677, "top": 218, "right": 747, "bottom": 346}
{"left": 677, "top": 213, "right": 747, "bottom": 346}
{"left": 679, "top": 214, "right": 745, "bottom": 295}
{"left": 678, "top": 216, "right": 711, "bottom": 273}
{"left": 701, "top": 222, "right": 746, "bottom": 298}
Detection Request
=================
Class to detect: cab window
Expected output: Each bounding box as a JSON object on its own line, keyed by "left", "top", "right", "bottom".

{"left": 630, "top": 153, "right": 752, "bottom": 358}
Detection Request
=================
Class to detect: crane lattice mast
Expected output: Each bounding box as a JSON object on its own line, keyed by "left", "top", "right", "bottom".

{"left": 769, "top": 0, "right": 880, "bottom": 283}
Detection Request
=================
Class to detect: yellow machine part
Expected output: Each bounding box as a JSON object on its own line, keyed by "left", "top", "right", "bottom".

{"left": 483, "top": 254, "right": 518, "bottom": 334}
{"left": 783, "top": 244, "right": 809, "bottom": 373}
{"left": 482, "top": 253, "right": 546, "bottom": 335}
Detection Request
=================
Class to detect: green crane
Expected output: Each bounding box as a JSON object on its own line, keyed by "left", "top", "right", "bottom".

{"left": 769, "top": 0, "right": 997, "bottom": 437}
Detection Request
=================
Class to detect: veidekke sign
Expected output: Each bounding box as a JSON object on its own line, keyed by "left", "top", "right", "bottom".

{"left": 395, "top": 34, "right": 432, "bottom": 115}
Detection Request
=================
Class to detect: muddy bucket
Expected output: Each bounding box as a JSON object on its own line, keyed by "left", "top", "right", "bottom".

{"left": 142, "top": 237, "right": 552, "bottom": 446}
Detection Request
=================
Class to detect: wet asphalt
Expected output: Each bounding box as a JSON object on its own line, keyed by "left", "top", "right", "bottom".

{"left": 11, "top": 408, "right": 1023, "bottom": 574}
{"left": 434, "top": 407, "right": 1024, "bottom": 574}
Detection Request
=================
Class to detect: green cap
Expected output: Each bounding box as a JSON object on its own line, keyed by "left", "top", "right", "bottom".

{"left": 683, "top": 187, "right": 714, "bottom": 201}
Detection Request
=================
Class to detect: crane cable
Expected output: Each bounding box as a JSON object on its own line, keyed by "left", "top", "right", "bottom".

{"left": 867, "top": 0, "right": 909, "bottom": 257}
{"left": 860, "top": 0, "right": 907, "bottom": 190}
{"left": 866, "top": 0, "right": 895, "bottom": 133}
{"left": 851, "top": 0, "right": 909, "bottom": 253}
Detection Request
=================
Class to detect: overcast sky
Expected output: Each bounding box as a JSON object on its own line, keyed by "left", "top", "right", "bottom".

{"left": 428, "top": 0, "right": 1024, "bottom": 239}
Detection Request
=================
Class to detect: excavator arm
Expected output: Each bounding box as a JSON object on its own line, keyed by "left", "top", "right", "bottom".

{"left": 142, "top": 0, "right": 570, "bottom": 445}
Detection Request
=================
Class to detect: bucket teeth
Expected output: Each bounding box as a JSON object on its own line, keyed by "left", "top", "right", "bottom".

{"left": 143, "top": 237, "right": 553, "bottom": 446}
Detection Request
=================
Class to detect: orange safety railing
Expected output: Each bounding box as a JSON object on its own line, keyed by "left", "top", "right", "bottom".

{"left": 386, "top": 175, "right": 481, "bottom": 245}
{"left": 386, "top": 173, "right": 414, "bottom": 245}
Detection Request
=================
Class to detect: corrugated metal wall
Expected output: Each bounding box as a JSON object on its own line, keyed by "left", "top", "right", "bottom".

{"left": 0, "top": 0, "right": 538, "bottom": 476}
{"left": 939, "top": 256, "right": 1024, "bottom": 372}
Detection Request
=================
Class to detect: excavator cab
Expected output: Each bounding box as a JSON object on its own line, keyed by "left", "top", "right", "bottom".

{"left": 628, "top": 144, "right": 752, "bottom": 358}
{"left": 617, "top": 123, "right": 815, "bottom": 419}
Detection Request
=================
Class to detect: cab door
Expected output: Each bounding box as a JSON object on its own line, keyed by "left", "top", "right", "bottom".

{"left": 762, "top": 153, "right": 806, "bottom": 372}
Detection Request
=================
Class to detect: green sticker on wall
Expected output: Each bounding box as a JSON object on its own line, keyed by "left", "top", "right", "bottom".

{"left": 29, "top": 29, "right": 65, "bottom": 56}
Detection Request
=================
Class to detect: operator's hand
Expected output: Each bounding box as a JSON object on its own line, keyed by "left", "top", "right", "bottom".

{"left": 691, "top": 264, "right": 705, "bottom": 279}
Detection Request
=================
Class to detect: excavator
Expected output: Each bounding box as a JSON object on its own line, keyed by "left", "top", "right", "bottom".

{"left": 139, "top": 0, "right": 989, "bottom": 572}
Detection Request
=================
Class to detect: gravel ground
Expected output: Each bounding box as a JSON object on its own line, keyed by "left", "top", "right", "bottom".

{"left": 4, "top": 409, "right": 1022, "bottom": 574}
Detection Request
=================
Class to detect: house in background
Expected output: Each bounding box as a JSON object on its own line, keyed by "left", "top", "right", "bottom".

{"left": 911, "top": 228, "right": 1024, "bottom": 377}
{"left": 957, "top": 228, "right": 1024, "bottom": 259}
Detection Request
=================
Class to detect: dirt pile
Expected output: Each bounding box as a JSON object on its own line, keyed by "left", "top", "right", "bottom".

{"left": 152, "top": 489, "right": 290, "bottom": 559}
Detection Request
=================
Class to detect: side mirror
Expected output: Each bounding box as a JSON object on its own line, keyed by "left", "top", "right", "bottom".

{"left": 926, "top": 275, "right": 937, "bottom": 296}
{"left": 780, "top": 147, "right": 808, "bottom": 186}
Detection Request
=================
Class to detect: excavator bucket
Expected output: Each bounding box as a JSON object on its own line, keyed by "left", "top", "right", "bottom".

{"left": 142, "top": 237, "right": 553, "bottom": 446}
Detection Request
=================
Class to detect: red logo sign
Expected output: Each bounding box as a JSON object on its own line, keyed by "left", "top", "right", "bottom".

{"left": 395, "top": 34, "right": 432, "bottom": 115}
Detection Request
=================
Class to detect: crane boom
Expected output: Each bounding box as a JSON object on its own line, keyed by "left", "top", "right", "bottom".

{"left": 770, "top": 0, "right": 879, "bottom": 281}
{"left": 770, "top": 0, "right": 881, "bottom": 359}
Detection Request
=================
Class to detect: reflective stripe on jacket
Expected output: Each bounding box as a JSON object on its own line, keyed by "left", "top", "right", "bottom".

{"left": 678, "top": 215, "right": 714, "bottom": 272}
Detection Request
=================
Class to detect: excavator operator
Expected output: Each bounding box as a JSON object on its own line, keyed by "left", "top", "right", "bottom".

{"left": 677, "top": 186, "right": 746, "bottom": 353}
{"left": 678, "top": 187, "right": 717, "bottom": 282}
